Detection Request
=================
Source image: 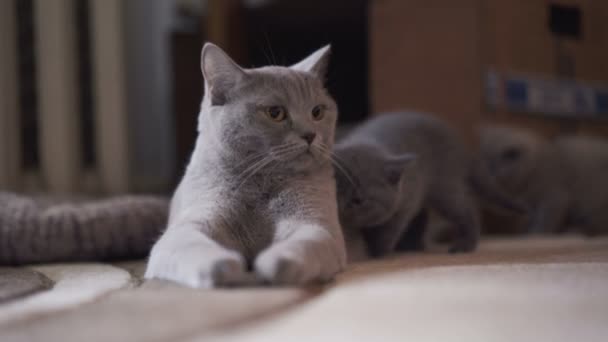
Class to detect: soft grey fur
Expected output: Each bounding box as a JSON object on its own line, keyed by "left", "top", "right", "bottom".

{"left": 479, "top": 125, "right": 608, "bottom": 235}
{"left": 0, "top": 192, "right": 168, "bottom": 265}
{"left": 334, "top": 112, "right": 524, "bottom": 257}
{"left": 144, "top": 43, "right": 346, "bottom": 288}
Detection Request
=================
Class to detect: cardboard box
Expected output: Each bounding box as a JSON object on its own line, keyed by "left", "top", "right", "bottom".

{"left": 370, "top": 0, "right": 608, "bottom": 142}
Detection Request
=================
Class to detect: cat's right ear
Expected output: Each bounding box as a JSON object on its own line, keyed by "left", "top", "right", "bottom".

{"left": 384, "top": 153, "right": 417, "bottom": 185}
{"left": 201, "top": 43, "right": 247, "bottom": 106}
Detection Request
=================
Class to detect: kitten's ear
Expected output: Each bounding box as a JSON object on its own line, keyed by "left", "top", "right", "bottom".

{"left": 384, "top": 153, "right": 417, "bottom": 185}
{"left": 290, "top": 45, "right": 331, "bottom": 80}
{"left": 201, "top": 43, "right": 247, "bottom": 106}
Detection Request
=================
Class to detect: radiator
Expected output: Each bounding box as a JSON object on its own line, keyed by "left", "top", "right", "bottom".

{"left": 0, "top": 0, "right": 133, "bottom": 195}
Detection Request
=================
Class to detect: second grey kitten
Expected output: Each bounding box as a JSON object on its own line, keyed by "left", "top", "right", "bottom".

{"left": 479, "top": 125, "right": 608, "bottom": 235}
{"left": 334, "top": 111, "right": 525, "bottom": 256}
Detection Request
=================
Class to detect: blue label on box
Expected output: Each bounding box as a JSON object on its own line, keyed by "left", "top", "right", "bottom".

{"left": 505, "top": 79, "right": 528, "bottom": 108}
{"left": 486, "top": 70, "right": 608, "bottom": 118}
{"left": 596, "top": 91, "right": 608, "bottom": 116}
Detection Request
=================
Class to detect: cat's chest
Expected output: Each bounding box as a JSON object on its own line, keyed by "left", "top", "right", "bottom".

{"left": 222, "top": 192, "right": 277, "bottom": 259}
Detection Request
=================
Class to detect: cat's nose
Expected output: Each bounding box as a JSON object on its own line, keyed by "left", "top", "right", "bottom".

{"left": 301, "top": 133, "right": 316, "bottom": 145}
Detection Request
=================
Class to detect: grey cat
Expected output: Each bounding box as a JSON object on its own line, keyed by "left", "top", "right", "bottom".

{"left": 334, "top": 112, "right": 526, "bottom": 257}
{"left": 144, "top": 43, "right": 346, "bottom": 288}
{"left": 479, "top": 125, "right": 608, "bottom": 235}
{"left": 0, "top": 192, "right": 168, "bottom": 265}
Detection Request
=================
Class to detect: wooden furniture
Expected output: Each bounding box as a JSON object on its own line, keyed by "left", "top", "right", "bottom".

{"left": 370, "top": 0, "right": 608, "bottom": 143}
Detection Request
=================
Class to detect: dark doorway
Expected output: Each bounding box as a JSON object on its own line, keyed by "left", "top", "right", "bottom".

{"left": 244, "top": 0, "right": 369, "bottom": 123}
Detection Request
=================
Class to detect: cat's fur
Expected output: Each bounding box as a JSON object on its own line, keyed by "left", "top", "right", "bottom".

{"left": 144, "top": 43, "right": 346, "bottom": 288}
{"left": 0, "top": 192, "right": 168, "bottom": 265}
{"left": 479, "top": 125, "right": 608, "bottom": 235}
{"left": 334, "top": 112, "right": 525, "bottom": 257}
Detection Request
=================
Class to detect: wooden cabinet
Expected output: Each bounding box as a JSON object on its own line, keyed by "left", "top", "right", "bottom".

{"left": 370, "top": 0, "right": 608, "bottom": 143}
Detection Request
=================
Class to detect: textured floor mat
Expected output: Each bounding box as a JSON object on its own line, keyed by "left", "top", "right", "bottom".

{"left": 0, "top": 268, "right": 54, "bottom": 303}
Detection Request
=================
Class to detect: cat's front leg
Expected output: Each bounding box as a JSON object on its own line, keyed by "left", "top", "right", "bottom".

{"left": 145, "top": 222, "right": 251, "bottom": 288}
{"left": 364, "top": 207, "right": 419, "bottom": 257}
{"left": 527, "top": 192, "right": 569, "bottom": 234}
{"left": 254, "top": 219, "right": 346, "bottom": 286}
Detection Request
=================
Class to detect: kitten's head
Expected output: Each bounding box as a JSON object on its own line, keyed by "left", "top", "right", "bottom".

{"left": 198, "top": 43, "right": 337, "bottom": 172}
{"left": 334, "top": 143, "right": 416, "bottom": 230}
{"left": 479, "top": 125, "right": 543, "bottom": 190}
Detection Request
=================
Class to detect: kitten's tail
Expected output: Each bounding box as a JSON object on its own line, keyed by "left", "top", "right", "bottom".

{"left": 468, "top": 161, "right": 528, "bottom": 215}
{"left": 0, "top": 192, "right": 169, "bottom": 265}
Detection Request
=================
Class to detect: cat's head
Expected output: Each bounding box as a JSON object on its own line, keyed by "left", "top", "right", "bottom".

{"left": 198, "top": 43, "right": 337, "bottom": 173}
{"left": 479, "top": 125, "right": 543, "bottom": 190}
{"left": 334, "top": 143, "right": 416, "bottom": 230}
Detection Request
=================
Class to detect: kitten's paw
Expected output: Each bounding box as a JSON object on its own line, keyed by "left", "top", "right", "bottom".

{"left": 254, "top": 250, "right": 320, "bottom": 286}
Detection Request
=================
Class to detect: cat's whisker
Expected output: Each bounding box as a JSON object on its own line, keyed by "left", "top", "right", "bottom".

{"left": 319, "top": 144, "right": 351, "bottom": 170}
{"left": 236, "top": 155, "right": 275, "bottom": 185}
{"left": 259, "top": 42, "right": 273, "bottom": 66}
{"left": 263, "top": 32, "right": 277, "bottom": 65}
{"left": 235, "top": 144, "right": 302, "bottom": 190}
{"left": 319, "top": 143, "right": 350, "bottom": 165}
{"left": 331, "top": 158, "right": 356, "bottom": 187}
{"left": 234, "top": 157, "right": 274, "bottom": 190}
{"left": 235, "top": 157, "right": 275, "bottom": 191}
{"left": 236, "top": 143, "right": 296, "bottom": 169}
{"left": 236, "top": 144, "right": 300, "bottom": 175}
{"left": 315, "top": 145, "right": 356, "bottom": 187}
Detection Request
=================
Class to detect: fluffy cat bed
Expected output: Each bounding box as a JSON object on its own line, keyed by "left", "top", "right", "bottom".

{"left": 0, "top": 236, "right": 606, "bottom": 341}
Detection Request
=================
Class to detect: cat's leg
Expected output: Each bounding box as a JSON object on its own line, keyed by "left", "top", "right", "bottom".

{"left": 363, "top": 207, "right": 419, "bottom": 257}
{"left": 145, "top": 221, "right": 251, "bottom": 288}
{"left": 527, "top": 192, "right": 569, "bottom": 234}
{"left": 394, "top": 208, "right": 429, "bottom": 252}
{"left": 254, "top": 218, "right": 346, "bottom": 285}
{"left": 429, "top": 186, "right": 480, "bottom": 253}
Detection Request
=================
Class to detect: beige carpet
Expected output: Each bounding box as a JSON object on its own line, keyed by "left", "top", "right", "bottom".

{"left": 0, "top": 236, "right": 607, "bottom": 342}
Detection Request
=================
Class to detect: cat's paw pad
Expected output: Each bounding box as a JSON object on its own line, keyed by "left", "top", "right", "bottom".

{"left": 255, "top": 252, "right": 316, "bottom": 286}
{"left": 177, "top": 254, "right": 248, "bottom": 288}
{"left": 207, "top": 258, "right": 248, "bottom": 287}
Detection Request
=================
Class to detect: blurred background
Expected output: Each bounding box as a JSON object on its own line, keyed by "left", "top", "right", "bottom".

{"left": 0, "top": 0, "right": 607, "bottom": 197}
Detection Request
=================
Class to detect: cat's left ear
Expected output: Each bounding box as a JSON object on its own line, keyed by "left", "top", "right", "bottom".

{"left": 384, "top": 153, "right": 417, "bottom": 185}
{"left": 290, "top": 45, "right": 331, "bottom": 81}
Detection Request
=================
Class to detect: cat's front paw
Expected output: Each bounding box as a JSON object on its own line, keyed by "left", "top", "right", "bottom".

{"left": 255, "top": 253, "right": 312, "bottom": 286}
{"left": 145, "top": 243, "right": 251, "bottom": 288}
{"left": 254, "top": 248, "right": 327, "bottom": 286}
{"left": 207, "top": 257, "right": 250, "bottom": 287}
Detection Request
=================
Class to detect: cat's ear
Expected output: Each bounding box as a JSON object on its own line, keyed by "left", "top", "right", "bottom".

{"left": 201, "top": 42, "right": 247, "bottom": 106}
{"left": 384, "top": 153, "right": 417, "bottom": 185}
{"left": 290, "top": 45, "right": 331, "bottom": 80}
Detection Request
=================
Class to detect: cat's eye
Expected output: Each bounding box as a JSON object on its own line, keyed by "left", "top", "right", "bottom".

{"left": 265, "top": 106, "right": 287, "bottom": 122}
{"left": 311, "top": 105, "right": 325, "bottom": 121}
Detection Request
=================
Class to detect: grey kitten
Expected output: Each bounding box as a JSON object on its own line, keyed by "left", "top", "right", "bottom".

{"left": 480, "top": 125, "right": 608, "bottom": 235}
{"left": 0, "top": 192, "right": 168, "bottom": 265}
{"left": 144, "top": 43, "right": 346, "bottom": 288}
{"left": 334, "top": 111, "right": 525, "bottom": 257}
